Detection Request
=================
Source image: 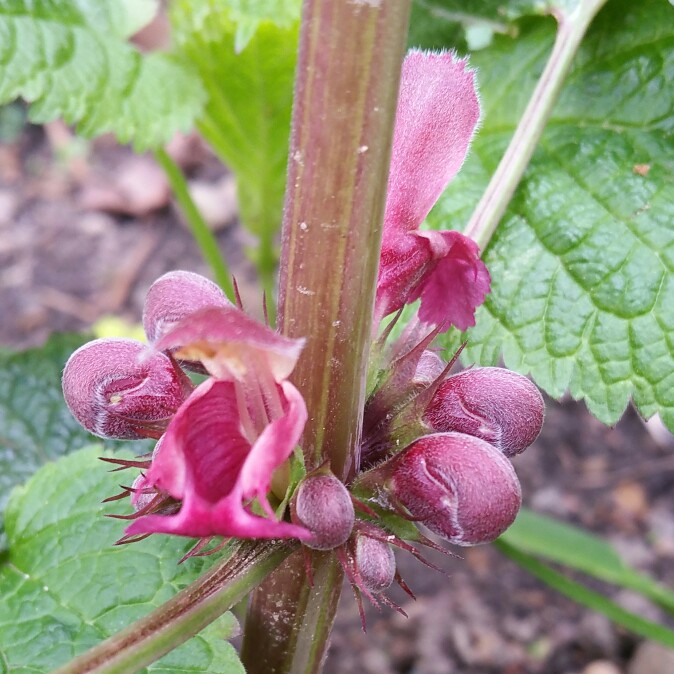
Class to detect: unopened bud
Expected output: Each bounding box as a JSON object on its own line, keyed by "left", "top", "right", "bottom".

{"left": 131, "top": 474, "right": 155, "bottom": 511}
{"left": 353, "top": 534, "right": 396, "bottom": 594}
{"left": 412, "top": 350, "right": 446, "bottom": 389}
{"left": 63, "top": 338, "right": 192, "bottom": 439}
{"left": 291, "top": 473, "right": 355, "bottom": 550}
{"left": 388, "top": 432, "right": 521, "bottom": 546}
{"left": 143, "top": 270, "right": 231, "bottom": 344}
{"left": 424, "top": 367, "right": 544, "bottom": 457}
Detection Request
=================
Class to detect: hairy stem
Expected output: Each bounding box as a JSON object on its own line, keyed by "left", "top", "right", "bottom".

{"left": 155, "top": 148, "right": 236, "bottom": 301}
{"left": 463, "top": 0, "right": 609, "bottom": 250}
{"left": 241, "top": 1, "right": 412, "bottom": 672}
{"left": 52, "top": 541, "right": 294, "bottom": 674}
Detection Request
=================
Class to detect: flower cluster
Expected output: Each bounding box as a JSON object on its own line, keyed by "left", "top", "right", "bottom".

{"left": 63, "top": 270, "right": 309, "bottom": 542}
{"left": 62, "top": 51, "right": 544, "bottom": 618}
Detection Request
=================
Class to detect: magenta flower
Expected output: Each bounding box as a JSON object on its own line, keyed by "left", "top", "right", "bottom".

{"left": 375, "top": 50, "right": 490, "bottom": 330}
{"left": 125, "top": 286, "right": 310, "bottom": 541}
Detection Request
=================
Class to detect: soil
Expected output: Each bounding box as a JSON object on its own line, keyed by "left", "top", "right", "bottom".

{"left": 2, "top": 116, "right": 673, "bottom": 674}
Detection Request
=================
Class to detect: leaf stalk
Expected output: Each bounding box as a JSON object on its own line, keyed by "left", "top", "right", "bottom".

{"left": 463, "top": 0, "right": 609, "bottom": 250}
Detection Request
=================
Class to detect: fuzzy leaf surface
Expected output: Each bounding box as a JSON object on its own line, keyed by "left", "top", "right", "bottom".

{"left": 0, "top": 0, "right": 205, "bottom": 150}
{"left": 428, "top": 0, "right": 674, "bottom": 429}
{"left": 170, "top": 0, "right": 298, "bottom": 273}
{"left": 0, "top": 447, "right": 243, "bottom": 673}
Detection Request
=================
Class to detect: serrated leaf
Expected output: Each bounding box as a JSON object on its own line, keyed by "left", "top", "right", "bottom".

{"left": 72, "top": 0, "right": 159, "bottom": 38}
{"left": 429, "top": 0, "right": 674, "bottom": 429}
{"left": 171, "top": 1, "right": 298, "bottom": 278}
{"left": 0, "top": 0, "right": 205, "bottom": 150}
{"left": 0, "top": 334, "right": 151, "bottom": 541}
{"left": 0, "top": 447, "right": 244, "bottom": 673}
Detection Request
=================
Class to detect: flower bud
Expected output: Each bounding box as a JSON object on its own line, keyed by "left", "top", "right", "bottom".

{"left": 291, "top": 473, "right": 355, "bottom": 550}
{"left": 424, "top": 367, "right": 544, "bottom": 457}
{"left": 131, "top": 474, "right": 155, "bottom": 511}
{"left": 143, "top": 270, "right": 231, "bottom": 344}
{"left": 388, "top": 432, "right": 521, "bottom": 545}
{"left": 353, "top": 534, "right": 396, "bottom": 594}
{"left": 63, "top": 338, "right": 192, "bottom": 439}
{"left": 412, "top": 350, "right": 446, "bottom": 389}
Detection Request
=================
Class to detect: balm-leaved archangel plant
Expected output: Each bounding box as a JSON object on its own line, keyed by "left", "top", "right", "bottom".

{"left": 1, "top": 0, "right": 674, "bottom": 672}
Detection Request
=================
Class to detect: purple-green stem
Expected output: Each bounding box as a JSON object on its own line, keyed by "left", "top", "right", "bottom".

{"left": 464, "top": 0, "right": 609, "bottom": 251}
{"left": 241, "top": 1, "right": 411, "bottom": 673}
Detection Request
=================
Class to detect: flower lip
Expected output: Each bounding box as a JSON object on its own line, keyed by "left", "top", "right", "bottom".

{"left": 125, "top": 378, "right": 310, "bottom": 541}
{"left": 154, "top": 305, "right": 305, "bottom": 382}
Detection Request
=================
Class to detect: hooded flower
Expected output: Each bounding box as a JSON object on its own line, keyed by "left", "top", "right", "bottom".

{"left": 375, "top": 50, "right": 490, "bottom": 330}
{"left": 125, "top": 286, "right": 310, "bottom": 541}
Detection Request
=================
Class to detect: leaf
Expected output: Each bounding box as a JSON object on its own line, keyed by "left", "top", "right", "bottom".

{"left": 496, "top": 540, "right": 674, "bottom": 649}
{"left": 0, "top": 447, "right": 244, "bottom": 673}
{"left": 0, "top": 334, "right": 151, "bottom": 542}
{"left": 170, "top": 0, "right": 299, "bottom": 281}
{"left": 0, "top": 0, "right": 205, "bottom": 150}
{"left": 430, "top": 0, "right": 674, "bottom": 429}
{"left": 501, "top": 509, "right": 674, "bottom": 615}
{"left": 408, "top": 0, "right": 570, "bottom": 51}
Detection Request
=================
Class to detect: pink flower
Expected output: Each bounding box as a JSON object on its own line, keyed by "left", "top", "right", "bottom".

{"left": 126, "top": 297, "right": 310, "bottom": 541}
{"left": 376, "top": 50, "right": 490, "bottom": 330}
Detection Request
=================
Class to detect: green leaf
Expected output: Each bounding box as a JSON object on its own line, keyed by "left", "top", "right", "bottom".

{"left": 0, "top": 447, "right": 244, "bottom": 673}
{"left": 0, "top": 0, "right": 205, "bottom": 150}
{"left": 496, "top": 539, "right": 674, "bottom": 649}
{"left": 501, "top": 509, "right": 674, "bottom": 615}
{"left": 431, "top": 0, "right": 674, "bottom": 429}
{"left": 170, "top": 0, "right": 299, "bottom": 289}
{"left": 0, "top": 334, "right": 151, "bottom": 542}
{"left": 408, "top": 0, "right": 575, "bottom": 51}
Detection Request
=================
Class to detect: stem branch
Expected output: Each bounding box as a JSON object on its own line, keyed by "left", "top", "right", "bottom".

{"left": 52, "top": 541, "right": 294, "bottom": 674}
{"left": 463, "top": 0, "right": 609, "bottom": 250}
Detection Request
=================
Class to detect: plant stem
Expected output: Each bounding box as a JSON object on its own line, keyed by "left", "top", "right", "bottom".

{"left": 52, "top": 540, "right": 294, "bottom": 674}
{"left": 155, "top": 148, "right": 236, "bottom": 301}
{"left": 241, "top": 1, "right": 411, "bottom": 672}
{"left": 240, "top": 550, "right": 343, "bottom": 674}
{"left": 463, "top": 0, "right": 609, "bottom": 251}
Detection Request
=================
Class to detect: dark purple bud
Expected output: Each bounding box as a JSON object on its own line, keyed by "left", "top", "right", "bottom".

{"left": 353, "top": 534, "right": 396, "bottom": 594}
{"left": 424, "top": 367, "right": 544, "bottom": 457}
{"left": 63, "top": 338, "right": 192, "bottom": 439}
{"left": 291, "top": 473, "right": 355, "bottom": 550}
{"left": 388, "top": 432, "right": 521, "bottom": 546}
{"left": 143, "top": 270, "right": 231, "bottom": 344}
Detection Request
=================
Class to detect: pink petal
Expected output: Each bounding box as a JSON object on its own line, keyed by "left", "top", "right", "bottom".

{"left": 143, "top": 271, "right": 231, "bottom": 344}
{"left": 376, "top": 231, "right": 490, "bottom": 330}
{"left": 383, "top": 50, "right": 480, "bottom": 243}
{"left": 127, "top": 379, "right": 310, "bottom": 540}
{"left": 412, "top": 230, "right": 491, "bottom": 330}
{"left": 145, "top": 379, "right": 248, "bottom": 501}
{"left": 155, "top": 306, "right": 305, "bottom": 382}
{"left": 238, "top": 381, "right": 308, "bottom": 510}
